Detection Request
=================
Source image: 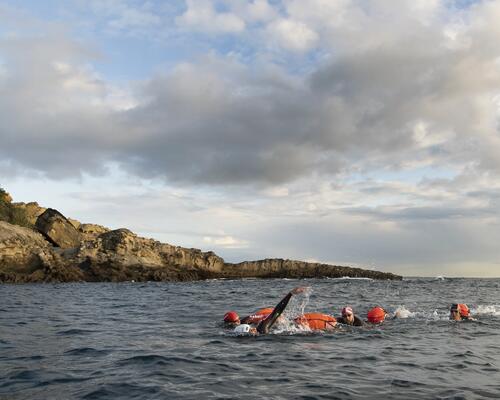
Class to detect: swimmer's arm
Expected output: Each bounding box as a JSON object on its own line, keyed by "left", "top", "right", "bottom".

{"left": 257, "top": 287, "right": 307, "bottom": 334}
{"left": 353, "top": 316, "right": 364, "bottom": 326}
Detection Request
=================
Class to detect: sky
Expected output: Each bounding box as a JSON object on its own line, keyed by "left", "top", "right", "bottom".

{"left": 1, "top": 0, "right": 500, "bottom": 277}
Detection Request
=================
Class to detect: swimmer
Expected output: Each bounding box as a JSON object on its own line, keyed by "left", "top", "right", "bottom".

{"left": 336, "top": 306, "right": 364, "bottom": 326}
{"left": 233, "top": 287, "right": 308, "bottom": 335}
{"left": 449, "top": 303, "right": 474, "bottom": 321}
{"left": 223, "top": 307, "right": 274, "bottom": 328}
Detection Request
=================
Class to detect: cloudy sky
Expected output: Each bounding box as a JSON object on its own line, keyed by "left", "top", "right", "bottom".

{"left": 1, "top": 0, "right": 500, "bottom": 277}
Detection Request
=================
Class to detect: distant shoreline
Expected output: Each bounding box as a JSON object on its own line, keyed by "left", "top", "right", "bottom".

{"left": 0, "top": 194, "right": 402, "bottom": 283}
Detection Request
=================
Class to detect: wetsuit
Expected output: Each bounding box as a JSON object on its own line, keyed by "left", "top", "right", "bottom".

{"left": 336, "top": 315, "right": 364, "bottom": 326}
{"left": 256, "top": 293, "right": 294, "bottom": 334}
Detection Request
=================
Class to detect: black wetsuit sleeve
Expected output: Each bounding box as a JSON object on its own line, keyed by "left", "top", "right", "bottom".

{"left": 353, "top": 316, "right": 364, "bottom": 326}
{"left": 257, "top": 292, "right": 293, "bottom": 334}
{"left": 336, "top": 316, "right": 346, "bottom": 324}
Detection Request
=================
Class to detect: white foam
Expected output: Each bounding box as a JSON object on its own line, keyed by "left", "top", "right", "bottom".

{"left": 471, "top": 305, "right": 500, "bottom": 316}
{"left": 329, "top": 276, "right": 373, "bottom": 281}
{"left": 393, "top": 305, "right": 415, "bottom": 319}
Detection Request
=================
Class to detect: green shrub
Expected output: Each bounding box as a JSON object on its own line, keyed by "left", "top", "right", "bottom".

{"left": 0, "top": 186, "right": 32, "bottom": 228}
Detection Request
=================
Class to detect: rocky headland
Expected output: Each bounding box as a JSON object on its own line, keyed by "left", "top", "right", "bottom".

{"left": 0, "top": 193, "right": 402, "bottom": 283}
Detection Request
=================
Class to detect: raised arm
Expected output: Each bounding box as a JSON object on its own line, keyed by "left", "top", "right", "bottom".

{"left": 257, "top": 287, "right": 308, "bottom": 334}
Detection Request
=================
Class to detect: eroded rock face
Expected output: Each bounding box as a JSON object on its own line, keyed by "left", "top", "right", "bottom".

{"left": 0, "top": 221, "right": 79, "bottom": 283}
{"left": 79, "top": 223, "right": 109, "bottom": 241}
{"left": 35, "top": 208, "right": 81, "bottom": 248}
{"left": 12, "top": 202, "right": 46, "bottom": 226}
{"left": 222, "top": 259, "right": 401, "bottom": 280}
{"left": 0, "top": 208, "right": 403, "bottom": 283}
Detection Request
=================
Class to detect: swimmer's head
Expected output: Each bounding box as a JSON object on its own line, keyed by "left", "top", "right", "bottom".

{"left": 233, "top": 324, "right": 257, "bottom": 335}
{"left": 342, "top": 306, "right": 354, "bottom": 324}
{"left": 342, "top": 306, "right": 353, "bottom": 316}
{"left": 224, "top": 311, "right": 240, "bottom": 324}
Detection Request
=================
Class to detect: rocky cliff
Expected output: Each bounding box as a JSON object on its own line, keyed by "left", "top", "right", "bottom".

{"left": 0, "top": 201, "right": 402, "bottom": 283}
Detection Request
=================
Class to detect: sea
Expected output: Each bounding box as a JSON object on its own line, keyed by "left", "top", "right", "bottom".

{"left": 1, "top": 277, "right": 499, "bottom": 399}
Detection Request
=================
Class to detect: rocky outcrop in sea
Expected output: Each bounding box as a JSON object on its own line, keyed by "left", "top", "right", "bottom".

{"left": 0, "top": 199, "right": 402, "bottom": 283}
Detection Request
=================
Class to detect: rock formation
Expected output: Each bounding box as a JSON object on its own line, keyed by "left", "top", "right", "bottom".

{"left": 0, "top": 207, "right": 402, "bottom": 283}
{"left": 35, "top": 208, "right": 81, "bottom": 248}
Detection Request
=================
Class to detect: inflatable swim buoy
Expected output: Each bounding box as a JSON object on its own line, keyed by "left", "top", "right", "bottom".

{"left": 295, "top": 313, "right": 337, "bottom": 330}
{"left": 367, "top": 307, "right": 386, "bottom": 323}
{"left": 255, "top": 307, "right": 274, "bottom": 315}
{"left": 241, "top": 307, "right": 274, "bottom": 324}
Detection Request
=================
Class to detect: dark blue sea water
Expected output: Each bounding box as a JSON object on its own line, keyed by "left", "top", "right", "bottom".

{"left": 1, "top": 278, "right": 500, "bottom": 399}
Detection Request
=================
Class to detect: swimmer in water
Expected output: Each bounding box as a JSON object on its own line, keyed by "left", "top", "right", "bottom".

{"left": 223, "top": 307, "right": 274, "bottom": 329}
{"left": 449, "top": 303, "right": 474, "bottom": 321}
{"left": 232, "top": 287, "right": 309, "bottom": 335}
{"left": 336, "top": 306, "right": 364, "bottom": 326}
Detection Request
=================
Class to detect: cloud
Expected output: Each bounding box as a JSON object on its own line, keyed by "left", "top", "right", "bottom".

{"left": 176, "top": 0, "right": 245, "bottom": 34}
{"left": 229, "top": 0, "right": 277, "bottom": 23}
{"left": 2, "top": 0, "right": 500, "bottom": 190}
{"left": 87, "top": 0, "right": 163, "bottom": 37}
{"left": 266, "top": 18, "right": 319, "bottom": 52}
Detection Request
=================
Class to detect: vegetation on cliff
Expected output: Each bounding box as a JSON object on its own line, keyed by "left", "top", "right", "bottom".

{"left": 0, "top": 187, "right": 32, "bottom": 228}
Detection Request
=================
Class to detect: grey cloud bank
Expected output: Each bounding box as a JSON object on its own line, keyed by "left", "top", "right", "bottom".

{"left": 1, "top": 0, "right": 499, "bottom": 276}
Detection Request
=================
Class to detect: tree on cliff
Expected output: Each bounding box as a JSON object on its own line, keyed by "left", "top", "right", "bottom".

{"left": 0, "top": 186, "right": 32, "bottom": 228}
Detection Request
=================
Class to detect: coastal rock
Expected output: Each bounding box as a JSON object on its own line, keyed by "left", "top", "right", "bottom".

{"left": 223, "top": 259, "right": 401, "bottom": 280}
{"left": 35, "top": 208, "right": 81, "bottom": 248}
{"left": 0, "top": 212, "right": 402, "bottom": 283}
{"left": 73, "top": 228, "right": 224, "bottom": 273}
{"left": 12, "top": 202, "right": 46, "bottom": 226}
{"left": 0, "top": 221, "right": 52, "bottom": 282}
{"left": 78, "top": 223, "right": 110, "bottom": 241}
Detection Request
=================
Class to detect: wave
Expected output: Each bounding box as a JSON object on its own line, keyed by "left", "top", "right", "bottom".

{"left": 327, "top": 276, "right": 374, "bottom": 281}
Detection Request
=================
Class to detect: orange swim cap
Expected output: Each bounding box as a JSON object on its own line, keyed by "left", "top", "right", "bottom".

{"left": 223, "top": 311, "right": 240, "bottom": 323}
{"left": 367, "top": 307, "right": 386, "bottom": 323}
{"left": 458, "top": 304, "right": 470, "bottom": 317}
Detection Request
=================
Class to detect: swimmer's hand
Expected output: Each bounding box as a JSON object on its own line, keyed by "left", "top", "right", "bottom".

{"left": 291, "top": 286, "right": 310, "bottom": 295}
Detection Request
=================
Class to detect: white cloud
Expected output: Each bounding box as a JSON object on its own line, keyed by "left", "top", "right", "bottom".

{"left": 176, "top": 0, "right": 245, "bottom": 34}
{"left": 228, "top": 0, "right": 277, "bottom": 23}
{"left": 203, "top": 235, "right": 249, "bottom": 249}
{"left": 266, "top": 18, "right": 319, "bottom": 52}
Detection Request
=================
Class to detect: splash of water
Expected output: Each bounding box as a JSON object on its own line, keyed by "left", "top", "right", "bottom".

{"left": 273, "top": 287, "right": 313, "bottom": 334}
{"left": 393, "top": 305, "right": 415, "bottom": 319}
{"left": 472, "top": 305, "right": 500, "bottom": 316}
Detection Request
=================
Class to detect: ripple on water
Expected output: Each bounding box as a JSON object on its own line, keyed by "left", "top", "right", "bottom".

{"left": 82, "top": 383, "right": 163, "bottom": 400}
{"left": 64, "top": 347, "right": 110, "bottom": 357}
{"left": 56, "top": 329, "right": 95, "bottom": 336}
{"left": 2, "top": 279, "right": 500, "bottom": 399}
{"left": 115, "top": 354, "right": 204, "bottom": 368}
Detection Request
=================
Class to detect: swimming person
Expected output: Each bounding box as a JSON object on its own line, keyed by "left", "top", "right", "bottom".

{"left": 233, "top": 286, "right": 308, "bottom": 335}
{"left": 336, "top": 306, "right": 364, "bottom": 326}
{"left": 449, "top": 303, "right": 474, "bottom": 321}
{"left": 223, "top": 307, "right": 274, "bottom": 328}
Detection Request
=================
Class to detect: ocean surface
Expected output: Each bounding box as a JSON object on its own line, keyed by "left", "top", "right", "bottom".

{"left": 1, "top": 278, "right": 500, "bottom": 399}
